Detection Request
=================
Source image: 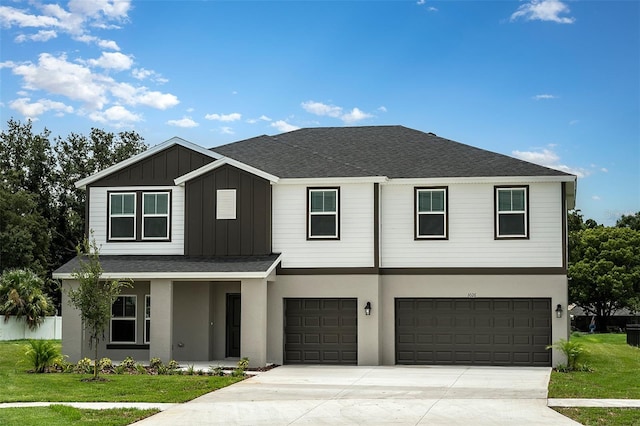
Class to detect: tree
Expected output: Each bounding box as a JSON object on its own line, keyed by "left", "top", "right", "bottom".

{"left": 569, "top": 226, "right": 640, "bottom": 331}
{"left": 616, "top": 212, "right": 640, "bottom": 231}
{"left": 66, "top": 238, "right": 131, "bottom": 380}
{"left": 0, "top": 269, "right": 54, "bottom": 330}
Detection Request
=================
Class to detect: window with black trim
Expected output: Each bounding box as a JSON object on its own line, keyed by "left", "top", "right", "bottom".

{"left": 144, "top": 295, "right": 150, "bottom": 344}
{"left": 143, "top": 193, "right": 169, "bottom": 239}
{"left": 308, "top": 188, "right": 339, "bottom": 239}
{"left": 495, "top": 186, "right": 528, "bottom": 238}
{"left": 111, "top": 295, "right": 136, "bottom": 343}
{"left": 109, "top": 193, "right": 136, "bottom": 240}
{"left": 107, "top": 190, "right": 171, "bottom": 242}
{"left": 416, "top": 187, "right": 447, "bottom": 239}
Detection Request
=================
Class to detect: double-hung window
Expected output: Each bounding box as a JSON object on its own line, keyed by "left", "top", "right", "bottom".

{"left": 495, "top": 186, "right": 529, "bottom": 238}
{"left": 308, "top": 188, "right": 339, "bottom": 239}
{"left": 109, "top": 193, "right": 136, "bottom": 240}
{"left": 142, "top": 193, "right": 170, "bottom": 239}
{"left": 416, "top": 187, "right": 447, "bottom": 239}
{"left": 111, "top": 295, "right": 136, "bottom": 343}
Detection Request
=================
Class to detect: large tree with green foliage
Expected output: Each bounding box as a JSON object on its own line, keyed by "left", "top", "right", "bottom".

{"left": 66, "top": 238, "right": 131, "bottom": 380}
{"left": 0, "top": 118, "right": 146, "bottom": 311}
{"left": 0, "top": 269, "right": 54, "bottom": 329}
{"left": 616, "top": 212, "right": 640, "bottom": 231}
{"left": 569, "top": 226, "right": 640, "bottom": 330}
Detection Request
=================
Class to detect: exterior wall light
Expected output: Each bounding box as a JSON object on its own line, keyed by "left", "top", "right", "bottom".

{"left": 364, "top": 302, "right": 372, "bottom": 316}
{"left": 555, "top": 304, "right": 563, "bottom": 318}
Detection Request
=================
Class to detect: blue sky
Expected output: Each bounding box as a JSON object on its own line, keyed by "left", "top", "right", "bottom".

{"left": 1, "top": 0, "right": 638, "bottom": 225}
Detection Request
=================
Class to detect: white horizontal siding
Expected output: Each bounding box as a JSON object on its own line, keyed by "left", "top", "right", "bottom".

{"left": 272, "top": 183, "right": 374, "bottom": 267}
{"left": 89, "top": 186, "right": 184, "bottom": 255}
{"left": 380, "top": 182, "right": 563, "bottom": 268}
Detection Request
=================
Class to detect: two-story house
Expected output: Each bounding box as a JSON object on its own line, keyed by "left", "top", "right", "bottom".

{"left": 54, "top": 125, "right": 577, "bottom": 367}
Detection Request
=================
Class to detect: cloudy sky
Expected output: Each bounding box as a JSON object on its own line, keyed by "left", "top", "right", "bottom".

{"left": 1, "top": 0, "right": 638, "bottom": 225}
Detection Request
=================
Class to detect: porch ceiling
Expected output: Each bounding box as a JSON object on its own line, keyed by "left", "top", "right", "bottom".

{"left": 53, "top": 254, "right": 282, "bottom": 280}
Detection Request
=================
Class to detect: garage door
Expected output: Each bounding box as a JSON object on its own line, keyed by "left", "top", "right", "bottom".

{"left": 284, "top": 298, "right": 357, "bottom": 364}
{"left": 396, "top": 298, "right": 551, "bottom": 366}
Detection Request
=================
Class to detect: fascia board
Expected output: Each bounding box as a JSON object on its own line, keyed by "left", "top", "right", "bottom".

{"left": 384, "top": 175, "right": 577, "bottom": 185}
{"left": 174, "top": 157, "right": 279, "bottom": 185}
{"left": 75, "top": 137, "right": 221, "bottom": 189}
{"left": 277, "top": 176, "right": 389, "bottom": 185}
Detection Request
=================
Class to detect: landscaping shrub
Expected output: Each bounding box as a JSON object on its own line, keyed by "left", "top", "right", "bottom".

{"left": 23, "top": 339, "right": 61, "bottom": 373}
{"left": 74, "top": 358, "right": 93, "bottom": 374}
{"left": 547, "top": 338, "right": 588, "bottom": 371}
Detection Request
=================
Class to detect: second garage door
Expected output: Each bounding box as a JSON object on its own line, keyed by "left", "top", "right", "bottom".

{"left": 396, "top": 298, "right": 551, "bottom": 366}
{"left": 284, "top": 298, "right": 357, "bottom": 365}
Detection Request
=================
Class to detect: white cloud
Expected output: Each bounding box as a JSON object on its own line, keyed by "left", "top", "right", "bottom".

{"left": 87, "top": 52, "right": 133, "bottom": 70}
{"left": 68, "top": 0, "right": 131, "bottom": 20}
{"left": 342, "top": 107, "right": 373, "bottom": 124}
{"left": 271, "top": 120, "right": 300, "bottom": 133}
{"left": 167, "top": 117, "right": 198, "bottom": 128}
{"left": 592, "top": 195, "right": 601, "bottom": 201}
{"left": 9, "top": 97, "right": 73, "bottom": 119}
{"left": 220, "top": 127, "right": 234, "bottom": 135}
{"left": 89, "top": 105, "right": 141, "bottom": 124}
{"left": 15, "top": 30, "right": 58, "bottom": 43}
{"left": 510, "top": 0, "right": 575, "bottom": 24}
{"left": 427, "top": 7, "right": 438, "bottom": 12}
{"left": 302, "top": 100, "right": 373, "bottom": 124}
{"left": 512, "top": 148, "right": 589, "bottom": 178}
{"left": 601, "top": 168, "right": 608, "bottom": 173}
{"left": 533, "top": 94, "right": 558, "bottom": 100}
{"left": 302, "top": 101, "right": 342, "bottom": 118}
{"left": 247, "top": 115, "right": 272, "bottom": 124}
{"left": 132, "top": 68, "right": 167, "bottom": 83}
{"left": 378, "top": 106, "right": 387, "bottom": 113}
{"left": 205, "top": 112, "right": 242, "bottom": 122}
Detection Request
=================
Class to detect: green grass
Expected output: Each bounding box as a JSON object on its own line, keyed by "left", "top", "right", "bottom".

{"left": 0, "top": 405, "right": 158, "bottom": 426}
{"left": 0, "top": 340, "right": 243, "bottom": 403}
{"left": 554, "top": 407, "right": 640, "bottom": 426}
{"left": 548, "top": 333, "right": 640, "bottom": 399}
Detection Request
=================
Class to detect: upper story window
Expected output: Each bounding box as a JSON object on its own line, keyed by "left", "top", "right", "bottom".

{"left": 109, "top": 193, "right": 136, "bottom": 240}
{"left": 495, "top": 186, "right": 529, "bottom": 239}
{"left": 108, "top": 190, "right": 171, "bottom": 242}
{"left": 415, "top": 187, "right": 448, "bottom": 239}
{"left": 111, "top": 295, "right": 136, "bottom": 343}
{"left": 142, "top": 193, "right": 169, "bottom": 239}
{"left": 308, "top": 188, "right": 339, "bottom": 239}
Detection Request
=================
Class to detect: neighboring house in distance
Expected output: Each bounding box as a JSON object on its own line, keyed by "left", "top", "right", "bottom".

{"left": 53, "top": 126, "right": 577, "bottom": 367}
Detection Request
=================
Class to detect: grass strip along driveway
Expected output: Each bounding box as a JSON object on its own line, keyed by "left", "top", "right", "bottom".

{"left": 0, "top": 340, "right": 242, "bottom": 425}
{"left": 549, "top": 333, "right": 640, "bottom": 426}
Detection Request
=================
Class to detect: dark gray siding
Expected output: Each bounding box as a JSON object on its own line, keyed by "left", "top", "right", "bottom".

{"left": 92, "top": 145, "right": 215, "bottom": 186}
{"left": 185, "top": 164, "right": 271, "bottom": 256}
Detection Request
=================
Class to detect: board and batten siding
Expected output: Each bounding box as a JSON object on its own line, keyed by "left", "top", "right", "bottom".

{"left": 88, "top": 186, "right": 185, "bottom": 255}
{"left": 272, "top": 183, "right": 375, "bottom": 268}
{"left": 380, "top": 182, "right": 563, "bottom": 268}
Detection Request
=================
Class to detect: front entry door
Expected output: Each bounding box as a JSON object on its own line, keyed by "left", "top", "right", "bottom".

{"left": 226, "top": 293, "right": 241, "bottom": 358}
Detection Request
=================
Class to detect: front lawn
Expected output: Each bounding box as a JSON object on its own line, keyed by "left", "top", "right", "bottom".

{"left": 548, "top": 333, "right": 640, "bottom": 399}
{"left": 0, "top": 405, "right": 158, "bottom": 426}
{"left": 0, "top": 340, "right": 243, "bottom": 403}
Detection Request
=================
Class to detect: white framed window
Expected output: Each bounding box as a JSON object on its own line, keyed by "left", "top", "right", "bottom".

{"left": 109, "top": 193, "right": 136, "bottom": 240}
{"left": 111, "top": 295, "right": 137, "bottom": 343}
{"left": 495, "top": 186, "right": 529, "bottom": 238}
{"left": 416, "top": 187, "right": 448, "bottom": 239}
{"left": 144, "top": 295, "right": 150, "bottom": 344}
{"left": 308, "top": 188, "right": 339, "bottom": 239}
{"left": 216, "top": 189, "right": 237, "bottom": 220}
{"left": 142, "top": 192, "right": 170, "bottom": 239}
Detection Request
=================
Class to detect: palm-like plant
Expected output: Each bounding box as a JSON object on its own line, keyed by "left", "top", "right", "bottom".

{"left": 0, "top": 269, "right": 54, "bottom": 330}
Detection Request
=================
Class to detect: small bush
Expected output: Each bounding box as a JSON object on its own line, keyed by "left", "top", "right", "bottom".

{"left": 185, "top": 364, "right": 196, "bottom": 375}
{"left": 74, "top": 357, "right": 93, "bottom": 374}
{"left": 232, "top": 357, "right": 250, "bottom": 377}
{"left": 149, "top": 357, "right": 163, "bottom": 369}
{"left": 98, "top": 357, "right": 114, "bottom": 373}
{"left": 121, "top": 356, "right": 136, "bottom": 370}
{"left": 210, "top": 365, "right": 224, "bottom": 376}
{"left": 135, "top": 364, "right": 147, "bottom": 375}
{"left": 24, "top": 340, "right": 61, "bottom": 373}
{"left": 547, "top": 339, "right": 587, "bottom": 371}
{"left": 167, "top": 360, "right": 180, "bottom": 372}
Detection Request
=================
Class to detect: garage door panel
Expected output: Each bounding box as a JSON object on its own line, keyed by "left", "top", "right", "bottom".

{"left": 396, "top": 298, "right": 551, "bottom": 366}
{"left": 285, "top": 298, "right": 357, "bottom": 365}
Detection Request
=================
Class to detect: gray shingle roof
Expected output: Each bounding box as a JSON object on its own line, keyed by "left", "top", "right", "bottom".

{"left": 54, "top": 254, "right": 281, "bottom": 275}
{"left": 213, "top": 126, "right": 574, "bottom": 179}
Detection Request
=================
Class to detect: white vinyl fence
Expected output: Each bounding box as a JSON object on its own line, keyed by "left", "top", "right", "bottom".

{"left": 0, "top": 316, "right": 62, "bottom": 340}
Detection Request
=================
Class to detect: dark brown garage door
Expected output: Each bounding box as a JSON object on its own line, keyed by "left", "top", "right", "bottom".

{"left": 284, "top": 298, "right": 357, "bottom": 365}
{"left": 396, "top": 298, "right": 551, "bottom": 366}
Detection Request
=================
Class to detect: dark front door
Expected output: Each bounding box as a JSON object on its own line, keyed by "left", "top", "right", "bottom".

{"left": 226, "top": 293, "right": 241, "bottom": 358}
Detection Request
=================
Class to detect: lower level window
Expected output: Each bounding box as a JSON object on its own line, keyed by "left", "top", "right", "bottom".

{"left": 111, "top": 295, "right": 136, "bottom": 343}
{"left": 144, "top": 295, "right": 151, "bottom": 344}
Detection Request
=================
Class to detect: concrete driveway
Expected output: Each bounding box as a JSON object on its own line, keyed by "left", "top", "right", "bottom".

{"left": 133, "top": 365, "right": 580, "bottom": 425}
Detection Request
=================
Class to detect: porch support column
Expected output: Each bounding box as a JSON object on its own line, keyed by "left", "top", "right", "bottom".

{"left": 149, "top": 279, "right": 173, "bottom": 362}
{"left": 241, "top": 278, "right": 267, "bottom": 367}
{"left": 61, "top": 280, "right": 83, "bottom": 363}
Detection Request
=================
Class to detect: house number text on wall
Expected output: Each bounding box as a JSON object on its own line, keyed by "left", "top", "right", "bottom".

{"left": 467, "top": 292, "right": 477, "bottom": 298}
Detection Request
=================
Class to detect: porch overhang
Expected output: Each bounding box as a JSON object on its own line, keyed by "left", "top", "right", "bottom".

{"left": 53, "top": 254, "right": 282, "bottom": 281}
